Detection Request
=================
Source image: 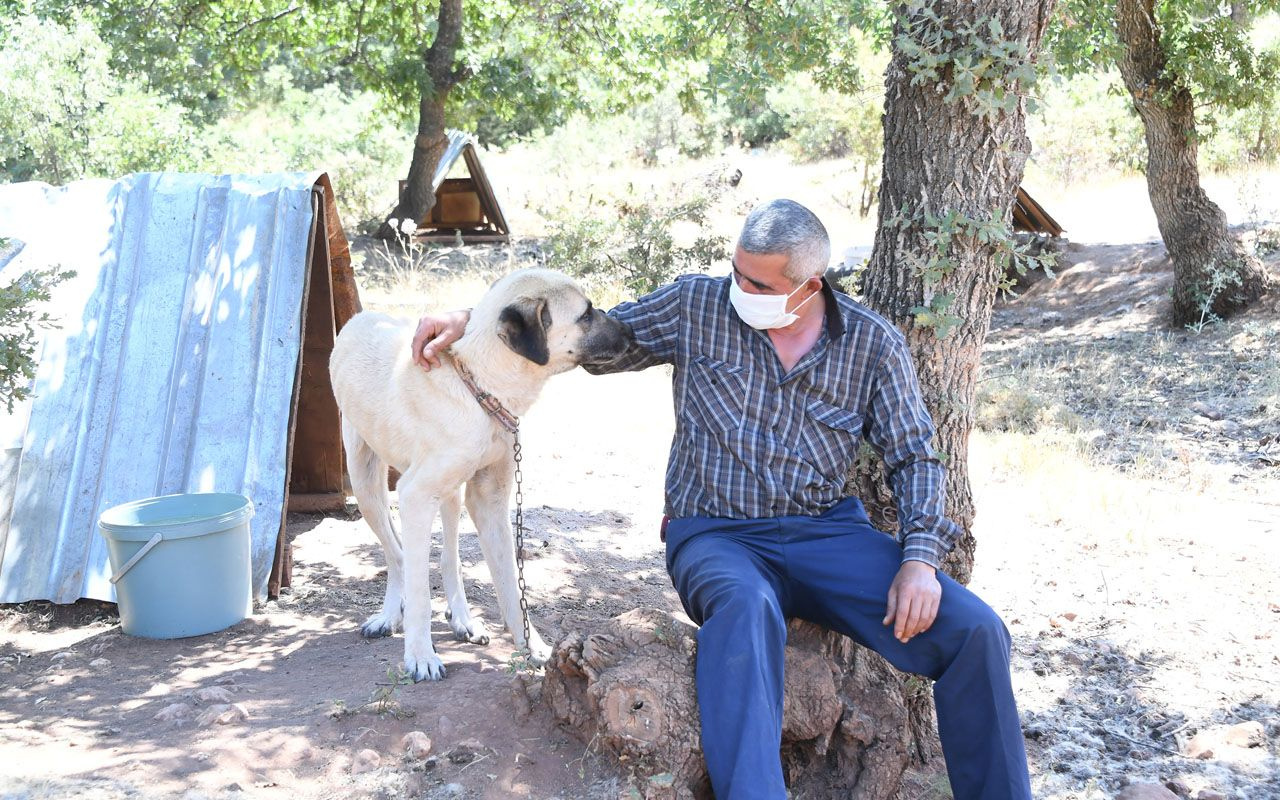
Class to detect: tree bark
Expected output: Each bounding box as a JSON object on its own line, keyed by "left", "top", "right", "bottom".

{"left": 375, "top": 0, "right": 467, "bottom": 240}
{"left": 1114, "top": 0, "right": 1271, "bottom": 325}
{"left": 844, "top": 0, "right": 1057, "bottom": 777}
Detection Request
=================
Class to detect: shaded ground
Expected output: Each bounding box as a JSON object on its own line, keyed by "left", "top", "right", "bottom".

{"left": 2, "top": 236, "right": 1279, "bottom": 800}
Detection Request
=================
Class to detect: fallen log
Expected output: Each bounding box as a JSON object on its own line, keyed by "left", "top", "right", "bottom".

{"left": 537, "top": 607, "right": 930, "bottom": 799}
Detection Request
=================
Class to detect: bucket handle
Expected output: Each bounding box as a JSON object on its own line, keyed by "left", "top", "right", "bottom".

{"left": 109, "top": 532, "right": 164, "bottom": 585}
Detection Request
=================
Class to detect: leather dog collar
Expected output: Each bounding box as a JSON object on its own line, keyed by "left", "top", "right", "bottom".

{"left": 450, "top": 353, "right": 520, "bottom": 434}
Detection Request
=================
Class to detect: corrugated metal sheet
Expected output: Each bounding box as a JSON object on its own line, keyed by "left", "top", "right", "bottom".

{"left": 0, "top": 171, "right": 325, "bottom": 603}
{"left": 432, "top": 130, "right": 475, "bottom": 192}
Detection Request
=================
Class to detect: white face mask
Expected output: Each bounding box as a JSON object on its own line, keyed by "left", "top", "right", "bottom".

{"left": 729, "top": 275, "right": 820, "bottom": 330}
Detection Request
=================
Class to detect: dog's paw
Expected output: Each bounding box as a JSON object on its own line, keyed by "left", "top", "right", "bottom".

{"left": 403, "top": 649, "right": 446, "bottom": 682}
{"left": 449, "top": 615, "right": 490, "bottom": 646}
{"left": 359, "top": 613, "right": 400, "bottom": 639}
{"left": 523, "top": 634, "right": 552, "bottom": 667}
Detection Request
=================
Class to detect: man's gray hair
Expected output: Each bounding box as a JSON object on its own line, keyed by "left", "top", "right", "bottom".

{"left": 737, "top": 199, "right": 831, "bottom": 285}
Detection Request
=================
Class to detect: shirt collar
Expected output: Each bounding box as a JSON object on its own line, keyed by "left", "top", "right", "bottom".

{"left": 819, "top": 277, "right": 846, "bottom": 340}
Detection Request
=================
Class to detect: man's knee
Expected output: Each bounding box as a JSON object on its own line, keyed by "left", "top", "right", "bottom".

{"left": 699, "top": 581, "right": 785, "bottom": 635}
{"left": 956, "top": 602, "right": 1012, "bottom": 659}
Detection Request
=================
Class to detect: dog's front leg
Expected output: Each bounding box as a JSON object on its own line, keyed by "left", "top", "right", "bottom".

{"left": 398, "top": 476, "right": 446, "bottom": 682}
{"left": 465, "top": 463, "right": 551, "bottom": 666}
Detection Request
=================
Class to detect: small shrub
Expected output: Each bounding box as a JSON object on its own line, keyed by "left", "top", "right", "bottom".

{"left": 195, "top": 68, "right": 409, "bottom": 230}
{"left": 723, "top": 96, "right": 788, "bottom": 147}
{"left": 0, "top": 14, "right": 197, "bottom": 183}
{"left": 767, "top": 66, "right": 884, "bottom": 216}
{"left": 1201, "top": 93, "right": 1280, "bottom": 173}
{"left": 0, "top": 255, "right": 75, "bottom": 412}
{"left": 1028, "top": 71, "right": 1146, "bottom": 183}
{"left": 975, "top": 382, "right": 1082, "bottom": 434}
{"left": 541, "top": 181, "right": 731, "bottom": 299}
{"left": 627, "top": 85, "right": 726, "bottom": 166}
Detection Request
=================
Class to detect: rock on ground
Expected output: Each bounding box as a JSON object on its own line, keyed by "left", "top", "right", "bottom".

{"left": 1116, "top": 783, "right": 1180, "bottom": 800}
{"left": 402, "top": 731, "right": 433, "bottom": 759}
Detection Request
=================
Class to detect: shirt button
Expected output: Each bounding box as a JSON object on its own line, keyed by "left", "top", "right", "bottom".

{"left": 770, "top": 504, "right": 778, "bottom": 511}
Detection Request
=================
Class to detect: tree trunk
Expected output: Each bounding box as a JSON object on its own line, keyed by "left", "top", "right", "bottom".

{"left": 846, "top": 0, "right": 1057, "bottom": 778}
{"left": 375, "top": 0, "right": 467, "bottom": 240}
{"left": 1114, "top": 0, "right": 1271, "bottom": 326}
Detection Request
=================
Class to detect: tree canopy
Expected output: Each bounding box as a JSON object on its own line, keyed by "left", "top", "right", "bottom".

{"left": 19, "top": 0, "right": 670, "bottom": 142}
{"left": 1047, "top": 1, "right": 1280, "bottom": 120}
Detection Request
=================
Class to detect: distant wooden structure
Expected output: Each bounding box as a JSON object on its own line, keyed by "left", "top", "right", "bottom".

{"left": 1013, "top": 186, "right": 1064, "bottom": 237}
{"left": 399, "top": 131, "right": 510, "bottom": 244}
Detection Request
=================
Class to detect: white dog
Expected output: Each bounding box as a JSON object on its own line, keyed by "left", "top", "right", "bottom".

{"left": 329, "top": 268, "right": 631, "bottom": 681}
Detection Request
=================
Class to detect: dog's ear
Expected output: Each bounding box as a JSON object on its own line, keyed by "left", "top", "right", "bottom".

{"left": 497, "top": 297, "right": 550, "bottom": 365}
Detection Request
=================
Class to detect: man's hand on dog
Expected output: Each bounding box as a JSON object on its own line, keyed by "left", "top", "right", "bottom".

{"left": 883, "top": 560, "right": 941, "bottom": 644}
{"left": 412, "top": 309, "right": 471, "bottom": 370}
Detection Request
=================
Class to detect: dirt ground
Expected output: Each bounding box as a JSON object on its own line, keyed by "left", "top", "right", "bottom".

{"left": 2, "top": 235, "right": 1278, "bottom": 800}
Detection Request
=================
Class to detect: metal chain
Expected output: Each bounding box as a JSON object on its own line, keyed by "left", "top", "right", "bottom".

{"left": 512, "top": 426, "right": 532, "bottom": 653}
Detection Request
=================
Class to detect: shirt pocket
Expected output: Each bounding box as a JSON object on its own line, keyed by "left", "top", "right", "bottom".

{"left": 683, "top": 355, "right": 749, "bottom": 432}
{"left": 799, "top": 398, "right": 864, "bottom": 479}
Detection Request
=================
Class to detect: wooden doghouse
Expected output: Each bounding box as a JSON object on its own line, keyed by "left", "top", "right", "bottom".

{"left": 398, "top": 131, "right": 511, "bottom": 244}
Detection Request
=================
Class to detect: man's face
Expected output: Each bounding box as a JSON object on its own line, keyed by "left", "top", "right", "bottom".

{"left": 731, "top": 245, "right": 820, "bottom": 313}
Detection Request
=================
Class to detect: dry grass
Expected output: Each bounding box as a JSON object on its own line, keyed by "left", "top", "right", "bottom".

{"left": 972, "top": 429, "right": 1199, "bottom": 548}
{"left": 980, "top": 303, "right": 1280, "bottom": 491}
{"left": 350, "top": 235, "right": 525, "bottom": 317}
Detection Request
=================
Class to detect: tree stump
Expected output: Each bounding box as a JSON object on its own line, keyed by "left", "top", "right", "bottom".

{"left": 540, "top": 608, "right": 928, "bottom": 800}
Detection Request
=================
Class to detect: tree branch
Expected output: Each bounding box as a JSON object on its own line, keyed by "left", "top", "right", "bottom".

{"left": 230, "top": 4, "right": 302, "bottom": 37}
{"left": 424, "top": 0, "right": 466, "bottom": 95}
{"left": 351, "top": 0, "right": 368, "bottom": 60}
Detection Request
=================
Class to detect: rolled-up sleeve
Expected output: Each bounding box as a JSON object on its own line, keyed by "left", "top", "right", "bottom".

{"left": 582, "top": 280, "right": 683, "bottom": 374}
{"left": 863, "top": 335, "right": 963, "bottom": 569}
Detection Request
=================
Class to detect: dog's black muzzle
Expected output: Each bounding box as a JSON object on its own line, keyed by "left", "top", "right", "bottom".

{"left": 577, "top": 308, "right": 633, "bottom": 366}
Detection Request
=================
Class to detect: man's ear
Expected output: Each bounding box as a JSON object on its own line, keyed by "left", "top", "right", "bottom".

{"left": 497, "top": 297, "right": 550, "bottom": 365}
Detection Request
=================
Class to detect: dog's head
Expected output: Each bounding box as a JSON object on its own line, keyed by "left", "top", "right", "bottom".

{"left": 487, "top": 269, "right": 631, "bottom": 373}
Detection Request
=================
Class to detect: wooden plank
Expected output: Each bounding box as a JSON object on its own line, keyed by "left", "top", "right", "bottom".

{"left": 287, "top": 492, "right": 347, "bottom": 513}
{"left": 1014, "top": 187, "right": 1065, "bottom": 236}
{"left": 413, "top": 231, "right": 510, "bottom": 244}
{"left": 288, "top": 191, "right": 344, "bottom": 496}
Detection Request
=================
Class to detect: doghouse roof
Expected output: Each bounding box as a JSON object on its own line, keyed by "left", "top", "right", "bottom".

{"left": 415, "top": 130, "right": 510, "bottom": 243}
{"left": 0, "top": 172, "right": 358, "bottom": 605}
{"left": 1013, "top": 186, "right": 1065, "bottom": 237}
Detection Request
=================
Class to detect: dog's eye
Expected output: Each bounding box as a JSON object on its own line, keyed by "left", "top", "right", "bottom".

{"left": 578, "top": 303, "right": 593, "bottom": 323}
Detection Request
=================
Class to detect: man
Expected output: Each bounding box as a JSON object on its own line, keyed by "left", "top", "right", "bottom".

{"left": 411, "top": 199, "right": 1031, "bottom": 800}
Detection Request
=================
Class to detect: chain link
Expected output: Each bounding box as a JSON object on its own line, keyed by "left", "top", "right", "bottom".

{"left": 512, "top": 426, "right": 531, "bottom": 651}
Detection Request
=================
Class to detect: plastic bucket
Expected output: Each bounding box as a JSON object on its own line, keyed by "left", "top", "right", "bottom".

{"left": 97, "top": 493, "right": 255, "bottom": 639}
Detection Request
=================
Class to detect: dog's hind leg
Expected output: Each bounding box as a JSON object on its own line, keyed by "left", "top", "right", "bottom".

{"left": 440, "top": 487, "right": 491, "bottom": 645}
{"left": 465, "top": 463, "right": 551, "bottom": 665}
{"left": 343, "top": 419, "right": 404, "bottom": 639}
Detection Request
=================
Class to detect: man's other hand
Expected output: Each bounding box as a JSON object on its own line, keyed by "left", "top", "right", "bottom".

{"left": 883, "top": 560, "right": 941, "bottom": 644}
{"left": 411, "top": 309, "right": 471, "bottom": 370}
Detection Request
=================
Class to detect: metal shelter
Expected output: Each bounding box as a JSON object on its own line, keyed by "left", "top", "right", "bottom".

{"left": 0, "top": 171, "right": 359, "bottom": 604}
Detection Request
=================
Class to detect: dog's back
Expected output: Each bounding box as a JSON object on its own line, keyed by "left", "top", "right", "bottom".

{"left": 331, "top": 312, "right": 461, "bottom": 474}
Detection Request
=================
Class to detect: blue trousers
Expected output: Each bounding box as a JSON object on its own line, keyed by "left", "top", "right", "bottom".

{"left": 664, "top": 497, "right": 1031, "bottom": 800}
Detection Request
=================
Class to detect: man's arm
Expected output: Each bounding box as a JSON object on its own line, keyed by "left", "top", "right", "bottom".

{"left": 411, "top": 280, "right": 684, "bottom": 372}
{"left": 864, "top": 338, "right": 962, "bottom": 569}
{"left": 864, "top": 335, "right": 963, "bottom": 642}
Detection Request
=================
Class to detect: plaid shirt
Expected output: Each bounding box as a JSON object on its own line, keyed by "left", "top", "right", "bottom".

{"left": 586, "top": 274, "right": 961, "bottom": 569}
